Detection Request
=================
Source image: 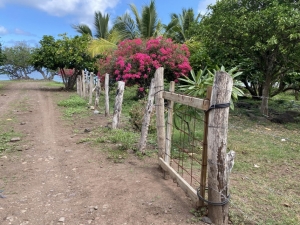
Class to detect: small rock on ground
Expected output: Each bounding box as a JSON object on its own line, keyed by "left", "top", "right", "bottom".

{"left": 202, "top": 216, "right": 212, "bottom": 224}
{"left": 10, "top": 137, "right": 21, "bottom": 142}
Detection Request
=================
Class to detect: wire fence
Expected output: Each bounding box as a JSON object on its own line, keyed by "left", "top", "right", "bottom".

{"left": 166, "top": 103, "right": 205, "bottom": 189}
{"left": 162, "top": 85, "right": 300, "bottom": 224}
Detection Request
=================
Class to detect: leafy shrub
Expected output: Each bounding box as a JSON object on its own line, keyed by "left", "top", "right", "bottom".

{"left": 98, "top": 37, "right": 191, "bottom": 96}
{"left": 129, "top": 99, "right": 156, "bottom": 133}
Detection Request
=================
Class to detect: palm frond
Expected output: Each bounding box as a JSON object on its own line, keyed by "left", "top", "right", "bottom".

{"left": 72, "top": 24, "right": 92, "bottom": 37}
{"left": 113, "top": 13, "right": 138, "bottom": 40}
{"left": 87, "top": 38, "right": 117, "bottom": 57}
{"left": 94, "top": 11, "right": 109, "bottom": 39}
{"left": 141, "top": 0, "right": 158, "bottom": 38}
{"left": 130, "top": 3, "right": 142, "bottom": 35}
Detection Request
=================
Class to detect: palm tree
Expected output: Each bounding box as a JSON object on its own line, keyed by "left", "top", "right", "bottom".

{"left": 72, "top": 11, "right": 109, "bottom": 39}
{"left": 73, "top": 12, "right": 120, "bottom": 57}
{"left": 113, "top": 0, "right": 162, "bottom": 39}
{"left": 164, "top": 8, "right": 199, "bottom": 43}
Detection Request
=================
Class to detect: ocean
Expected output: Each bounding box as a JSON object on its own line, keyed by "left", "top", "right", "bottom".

{"left": 0, "top": 71, "right": 63, "bottom": 82}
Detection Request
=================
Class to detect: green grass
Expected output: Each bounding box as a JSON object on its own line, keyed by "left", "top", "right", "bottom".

{"left": 227, "top": 111, "right": 300, "bottom": 224}
{"left": 56, "top": 85, "right": 300, "bottom": 224}
{"left": 0, "top": 129, "right": 22, "bottom": 153}
{"left": 57, "top": 94, "right": 89, "bottom": 118}
{"left": 44, "top": 81, "right": 64, "bottom": 88}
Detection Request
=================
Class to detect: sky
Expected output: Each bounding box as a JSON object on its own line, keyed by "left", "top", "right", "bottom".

{"left": 0, "top": 0, "right": 216, "bottom": 47}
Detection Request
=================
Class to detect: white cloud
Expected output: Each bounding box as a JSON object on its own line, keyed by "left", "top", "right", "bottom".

{"left": 0, "top": 0, "right": 120, "bottom": 26}
{"left": 14, "top": 28, "right": 35, "bottom": 36}
{"left": 0, "top": 26, "right": 8, "bottom": 34}
{"left": 198, "top": 0, "right": 217, "bottom": 15}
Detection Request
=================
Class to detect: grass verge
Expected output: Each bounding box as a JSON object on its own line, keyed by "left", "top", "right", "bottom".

{"left": 56, "top": 84, "right": 300, "bottom": 224}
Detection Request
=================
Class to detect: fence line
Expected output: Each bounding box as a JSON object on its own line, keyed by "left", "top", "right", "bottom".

{"left": 74, "top": 70, "right": 299, "bottom": 224}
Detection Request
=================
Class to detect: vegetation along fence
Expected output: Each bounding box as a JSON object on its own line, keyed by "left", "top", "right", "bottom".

{"left": 73, "top": 67, "right": 300, "bottom": 224}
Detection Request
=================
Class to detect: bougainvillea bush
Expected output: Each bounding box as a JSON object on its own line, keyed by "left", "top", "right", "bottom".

{"left": 98, "top": 37, "right": 191, "bottom": 96}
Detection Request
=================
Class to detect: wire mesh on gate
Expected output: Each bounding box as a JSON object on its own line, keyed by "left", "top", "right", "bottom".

{"left": 166, "top": 102, "right": 206, "bottom": 189}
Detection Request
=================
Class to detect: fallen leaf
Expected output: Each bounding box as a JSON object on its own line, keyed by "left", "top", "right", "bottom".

{"left": 265, "top": 128, "right": 271, "bottom": 131}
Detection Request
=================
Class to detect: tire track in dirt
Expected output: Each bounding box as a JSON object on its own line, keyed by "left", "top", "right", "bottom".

{"left": 0, "top": 82, "right": 87, "bottom": 224}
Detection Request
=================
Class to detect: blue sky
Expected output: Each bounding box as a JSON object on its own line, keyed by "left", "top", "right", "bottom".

{"left": 0, "top": 0, "right": 216, "bottom": 47}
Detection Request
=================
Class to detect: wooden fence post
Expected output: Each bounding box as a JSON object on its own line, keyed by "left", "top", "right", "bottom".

{"left": 112, "top": 81, "right": 125, "bottom": 129}
{"left": 76, "top": 76, "right": 80, "bottom": 95}
{"left": 89, "top": 72, "right": 94, "bottom": 105}
{"left": 93, "top": 78, "right": 101, "bottom": 109}
{"left": 207, "top": 71, "right": 233, "bottom": 225}
{"left": 82, "top": 70, "right": 86, "bottom": 98}
{"left": 86, "top": 72, "right": 90, "bottom": 97}
{"left": 165, "top": 81, "right": 175, "bottom": 165}
{"left": 154, "top": 67, "right": 166, "bottom": 159}
{"left": 199, "top": 87, "right": 212, "bottom": 207}
{"left": 105, "top": 73, "right": 109, "bottom": 117}
{"left": 138, "top": 78, "right": 155, "bottom": 153}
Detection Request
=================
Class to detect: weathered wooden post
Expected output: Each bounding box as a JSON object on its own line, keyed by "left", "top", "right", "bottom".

{"left": 199, "top": 87, "right": 212, "bottom": 207}
{"left": 86, "top": 72, "right": 90, "bottom": 98}
{"left": 154, "top": 67, "right": 166, "bottom": 159}
{"left": 207, "top": 71, "right": 233, "bottom": 225}
{"left": 112, "top": 81, "right": 125, "bottom": 129}
{"left": 165, "top": 81, "right": 175, "bottom": 165}
{"left": 89, "top": 72, "right": 94, "bottom": 105}
{"left": 138, "top": 78, "right": 155, "bottom": 153}
{"left": 76, "top": 76, "right": 80, "bottom": 95}
{"left": 93, "top": 78, "right": 101, "bottom": 109}
{"left": 82, "top": 70, "right": 86, "bottom": 98}
{"left": 79, "top": 75, "right": 83, "bottom": 97}
{"left": 105, "top": 73, "right": 110, "bottom": 117}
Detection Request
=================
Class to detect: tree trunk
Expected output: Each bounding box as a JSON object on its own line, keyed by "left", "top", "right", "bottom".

{"left": 260, "top": 74, "right": 272, "bottom": 116}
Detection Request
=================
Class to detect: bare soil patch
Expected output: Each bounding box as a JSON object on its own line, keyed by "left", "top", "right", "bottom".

{"left": 0, "top": 82, "right": 204, "bottom": 225}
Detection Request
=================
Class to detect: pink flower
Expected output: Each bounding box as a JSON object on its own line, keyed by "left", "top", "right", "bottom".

{"left": 97, "top": 36, "right": 191, "bottom": 93}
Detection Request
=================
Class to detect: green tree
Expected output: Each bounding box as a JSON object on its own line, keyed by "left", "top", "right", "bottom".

{"left": 113, "top": 0, "right": 162, "bottom": 39}
{"left": 0, "top": 42, "right": 34, "bottom": 79}
{"left": 0, "top": 42, "right": 5, "bottom": 66}
{"left": 73, "top": 12, "right": 120, "bottom": 57}
{"left": 199, "top": 0, "right": 300, "bottom": 115}
{"left": 31, "top": 34, "right": 96, "bottom": 90}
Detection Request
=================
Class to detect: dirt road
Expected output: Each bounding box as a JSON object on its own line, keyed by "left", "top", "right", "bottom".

{"left": 0, "top": 82, "right": 201, "bottom": 225}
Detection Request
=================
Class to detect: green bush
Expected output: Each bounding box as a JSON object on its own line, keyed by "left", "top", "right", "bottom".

{"left": 129, "top": 99, "right": 156, "bottom": 133}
